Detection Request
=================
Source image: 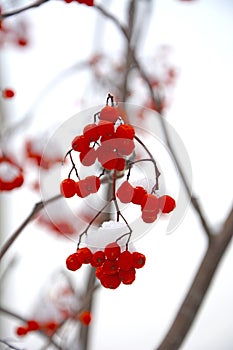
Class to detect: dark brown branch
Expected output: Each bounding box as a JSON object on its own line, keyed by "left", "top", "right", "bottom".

{"left": 156, "top": 205, "right": 233, "bottom": 350}
{"left": 0, "top": 194, "right": 61, "bottom": 260}
{"left": 0, "top": 0, "right": 50, "bottom": 20}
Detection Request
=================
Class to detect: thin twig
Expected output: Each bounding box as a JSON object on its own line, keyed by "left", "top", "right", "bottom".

{"left": 0, "top": 306, "right": 62, "bottom": 350}
{"left": 0, "top": 194, "right": 61, "bottom": 260}
{"left": 0, "top": 0, "right": 50, "bottom": 20}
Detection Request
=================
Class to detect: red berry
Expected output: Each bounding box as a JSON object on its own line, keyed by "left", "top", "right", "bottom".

{"left": 116, "top": 181, "right": 134, "bottom": 203}
{"left": 17, "top": 37, "right": 28, "bottom": 46}
{"left": 117, "top": 139, "right": 135, "bottom": 156}
{"left": 98, "top": 120, "right": 115, "bottom": 139}
{"left": 102, "top": 260, "right": 119, "bottom": 275}
{"left": 66, "top": 253, "right": 82, "bottom": 271}
{"left": 95, "top": 266, "right": 104, "bottom": 280}
{"left": 27, "top": 320, "right": 40, "bottom": 331}
{"left": 115, "top": 157, "right": 125, "bottom": 171}
{"left": 2, "top": 88, "right": 15, "bottom": 99}
{"left": 99, "top": 105, "right": 119, "bottom": 123}
{"left": 79, "top": 147, "right": 97, "bottom": 166}
{"left": 60, "top": 178, "right": 76, "bottom": 198}
{"left": 76, "top": 179, "right": 89, "bottom": 198}
{"left": 141, "top": 210, "right": 158, "bottom": 223}
{"left": 100, "top": 273, "right": 121, "bottom": 289}
{"left": 84, "top": 175, "right": 101, "bottom": 194}
{"left": 132, "top": 252, "right": 146, "bottom": 269}
{"left": 83, "top": 123, "right": 99, "bottom": 142}
{"left": 116, "top": 124, "right": 135, "bottom": 139}
{"left": 43, "top": 321, "right": 58, "bottom": 335}
{"left": 72, "top": 135, "right": 90, "bottom": 152}
{"left": 118, "top": 267, "right": 136, "bottom": 284}
{"left": 76, "top": 247, "right": 93, "bottom": 264}
{"left": 141, "top": 193, "right": 159, "bottom": 211}
{"left": 91, "top": 250, "right": 105, "bottom": 267}
{"left": 16, "top": 326, "right": 28, "bottom": 336}
{"left": 118, "top": 251, "right": 133, "bottom": 271}
{"left": 79, "top": 311, "right": 92, "bottom": 325}
{"left": 132, "top": 186, "right": 147, "bottom": 205}
{"left": 104, "top": 242, "right": 121, "bottom": 260}
{"left": 158, "top": 195, "right": 176, "bottom": 213}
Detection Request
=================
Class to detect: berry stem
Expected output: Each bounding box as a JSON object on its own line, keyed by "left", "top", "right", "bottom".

{"left": 106, "top": 93, "right": 114, "bottom": 106}
{"left": 77, "top": 200, "right": 113, "bottom": 248}
{"left": 134, "top": 135, "right": 161, "bottom": 191}
{"left": 64, "top": 149, "right": 80, "bottom": 180}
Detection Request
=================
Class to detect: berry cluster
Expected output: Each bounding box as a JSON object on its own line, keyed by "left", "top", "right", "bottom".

{"left": 16, "top": 320, "right": 58, "bottom": 337}
{"left": 61, "top": 175, "right": 100, "bottom": 198}
{"left": 66, "top": 243, "right": 146, "bottom": 289}
{"left": 0, "top": 156, "right": 24, "bottom": 191}
{"left": 16, "top": 311, "right": 92, "bottom": 337}
{"left": 116, "top": 181, "right": 176, "bottom": 223}
{"left": 70, "top": 106, "right": 135, "bottom": 172}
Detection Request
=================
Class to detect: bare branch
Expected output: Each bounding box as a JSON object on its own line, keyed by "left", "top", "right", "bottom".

{"left": 0, "top": 0, "right": 50, "bottom": 20}
{"left": 0, "top": 194, "right": 61, "bottom": 260}
{"left": 0, "top": 306, "right": 62, "bottom": 350}
{"left": 156, "top": 205, "right": 233, "bottom": 350}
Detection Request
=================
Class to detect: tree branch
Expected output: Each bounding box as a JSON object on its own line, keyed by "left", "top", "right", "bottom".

{"left": 0, "top": 194, "right": 61, "bottom": 260}
{"left": 0, "top": 306, "right": 62, "bottom": 350}
{"left": 0, "top": 0, "right": 50, "bottom": 20}
{"left": 156, "top": 205, "right": 233, "bottom": 349}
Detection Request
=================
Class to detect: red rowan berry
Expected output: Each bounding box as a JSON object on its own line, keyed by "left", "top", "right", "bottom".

{"left": 141, "top": 210, "right": 158, "bottom": 223}
{"left": 83, "top": 123, "right": 99, "bottom": 142}
{"left": 76, "top": 180, "right": 89, "bottom": 198}
{"left": 16, "top": 326, "right": 28, "bottom": 336}
{"left": 115, "top": 157, "right": 125, "bottom": 171}
{"left": 43, "top": 321, "right": 58, "bottom": 335}
{"left": 84, "top": 175, "right": 101, "bottom": 194}
{"left": 60, "top": 178, "right": 76, "bottom": 198}
{"left": 66, "top": 253, "right": 82, "bottom": 271}
{"left": 141, "top": 193, "right": 159, "bottom": 211}
{"left": 95, "top": 266, "right": 104, "bottom": 280}
{"left": 17, "top": 37, "right": 28, "bottom": 46}
{"left": 118, "top": 251, "right": 133, "bottom": 271}
{"left": 117, "top": 139, "right": 135, "bottom": 156}
{"left": 132, "top": 186, "right": 147, "bottom": 205}
{"left": 79, "top": 311, "right": 92, "bottom": 325}
{"left": 27, "top": 320, "right": 40, "bottom": 331}
{"left": 79, "top": 147, "right": 97, "bottom": 166}
{"left": 132, "top": 252, "right": 146, "bottom": 269}
{"left": 116, "top": 124, "right": 135, "bottom": 139}
{"left": 72, "top": 135, "right": 89, "bottom": 152}
{"left": 102, "top": 260, "right": 119, "bottom": 275}
{"left": 2, "top": 88, "right": 15, "bottom": 99}
{"left": 76, "top": 247, "right": 93, "bottom": 264}
{"left": 116, "top": 181, "right": 134, "bottom": 203}
{"left": 98, "top": 121, "right": 115, "bottom": 142}
{"left": 99, "top": 105, "right": 119, "bottom": 123}
{"left": 118, "top": 267, "right": 136, "bottom": 284}
{"left": 100, "top": 273, "right": 121, "bottom": 289}
{"left": 158, "top": 195, "right": 176, "bottom": 213}
{"left": 91, "top": 250, "right": 105, "bottom": 267}
{"left": 104, "top": 242, "right": 121, "bottom": 260}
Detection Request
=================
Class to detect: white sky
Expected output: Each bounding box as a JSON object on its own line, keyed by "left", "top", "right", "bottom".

{"left": 1, "top": 0, "right": 233, "bottom": 349}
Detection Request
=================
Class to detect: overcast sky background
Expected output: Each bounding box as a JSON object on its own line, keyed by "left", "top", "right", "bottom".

{"left": 1, "top": 0, "right": 233, "bottom": 349}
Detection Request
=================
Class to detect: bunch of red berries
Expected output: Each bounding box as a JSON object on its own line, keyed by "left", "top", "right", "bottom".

{"left": 70, "top": 105, "right": 135, "bottom": 171}
{"left": 66, "top": 243, "right": 146, "bottom": 289}
{"left": 16, "top": 319, "right": 58, "bottom": 337}
{"left": 116, "top": 180, "right": 176, "bottom": 223}
{"left": 16, "top": 311, "right": 92, "bottom": 337}
{"left": 0, "top": 156, "right": 24, "bottom": 191}
{"left": 60, "top": 175, "right": 101, "bottom": 198}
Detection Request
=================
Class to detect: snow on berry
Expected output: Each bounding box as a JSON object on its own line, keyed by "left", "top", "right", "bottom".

{"left": 0, "top": 157, "right": 24, "bottom": 191}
